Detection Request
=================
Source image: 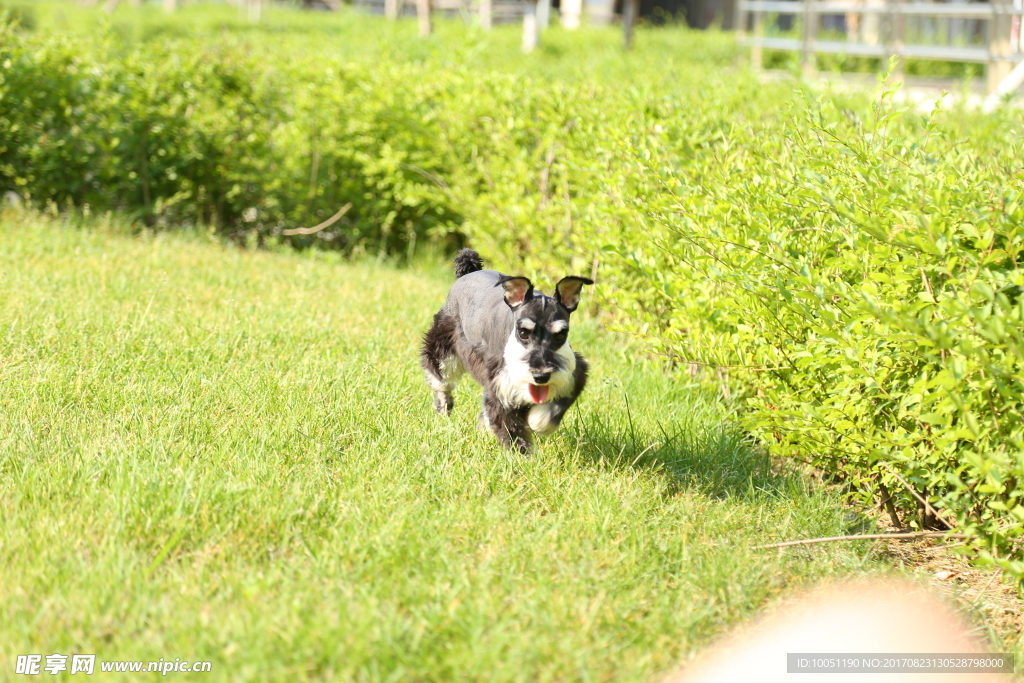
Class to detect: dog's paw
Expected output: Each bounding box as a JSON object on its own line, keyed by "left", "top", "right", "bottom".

{"left": 511, "top": 434, "right": 535, "bottom": 455}
{"left": 433, "top": 391, "right": 454, "bottom": 415}
{"left": 527, "top": 403, "right": 562, "bottom": 436}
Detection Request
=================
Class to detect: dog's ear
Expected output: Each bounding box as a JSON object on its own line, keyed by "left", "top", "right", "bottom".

{"left": 496, "top": 275, "right": 534, "bottom": 309}
{"left": 554, "top": 276, "right": 594, "bottom": 313}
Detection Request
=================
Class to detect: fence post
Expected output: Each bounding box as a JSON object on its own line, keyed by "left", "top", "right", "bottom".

{"left": 479, "top": 0, "right": 492, "bottom": 29}
{"left": 417, "top": 0, "right": 431, "bottom": 36}
{"left": 845, "top": 0, "right": 859, "bottom": 44}
{"left": 722, "top": 0, "right": 737, "bottom": 30}
{"left": 736, "top": 0, "right": 747, "bottom": 43}
{"left": 623, "top": 0, "right": 641, "bottom": 49}
{"left": 750, "top": 2, "right": 764, "bottom": 68}
{"left": 802, "top": 0, "right": 817, "bottom": 76}
{"left": 538, "top": 0, "right": 551, "bottom": 28}
{"left": 989, "top": 0, "right": 1014, "bottom": 93}
{"left": 561, "top": 0, "right": 582, "bottom": 28}
{"left": 523, "top": 0, "right": 539, "bottom": 51}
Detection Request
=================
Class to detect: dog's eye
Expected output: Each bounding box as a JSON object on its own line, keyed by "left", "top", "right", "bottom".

{"left": 517, "top": 327, "right": 530, "bottom": 341}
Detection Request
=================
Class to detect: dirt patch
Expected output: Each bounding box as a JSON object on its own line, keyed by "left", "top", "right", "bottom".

{"left": 870, "top": 517, "right": 1023, "bottom": 655}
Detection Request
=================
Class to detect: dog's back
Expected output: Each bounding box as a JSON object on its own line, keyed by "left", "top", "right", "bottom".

{"left": 442, "top": 268, "right": 512, "bottom": 354}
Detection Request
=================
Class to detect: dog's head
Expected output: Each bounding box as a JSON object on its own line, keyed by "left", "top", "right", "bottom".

{"left": 496, "top": 275, "right": 593, "bottom": 404}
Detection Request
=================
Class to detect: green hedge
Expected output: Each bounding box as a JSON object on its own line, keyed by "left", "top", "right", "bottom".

{"left": 0, "top": 7, "right": 742, "bottom": 257}
{"left": 609, "top": 88, "right": 1024, "bottom": 579}
{"left": 0, "top": 25, "right": 459, "bottom": 252}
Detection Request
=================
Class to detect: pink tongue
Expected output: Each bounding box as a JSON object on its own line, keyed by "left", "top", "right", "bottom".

{"left": 529, "top": 384, "right": 549, "bottom": 404}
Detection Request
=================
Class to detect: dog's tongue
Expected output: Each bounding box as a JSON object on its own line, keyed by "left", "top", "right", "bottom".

{"left": 529, "top": 384, "right": 549, "bottom": 404}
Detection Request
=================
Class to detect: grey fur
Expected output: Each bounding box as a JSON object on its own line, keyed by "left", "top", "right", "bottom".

{"left": 443, "top": 270, "right": 516, "bottom": 354}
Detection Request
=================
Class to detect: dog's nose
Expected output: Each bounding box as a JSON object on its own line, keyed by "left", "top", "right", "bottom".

{"left": 532, "top": 372, "right": 551, "bottom": 385}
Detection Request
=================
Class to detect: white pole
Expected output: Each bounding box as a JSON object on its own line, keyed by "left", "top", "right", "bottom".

{"left": 537, "top": 0, "right": 551, "bottom": 29}
{"left": 561, "top": 0, "right": 581, "bottom": 28}
{"left": 418, "top": 0, "right": 431, "bottom": 36}
{"left": 479, "top": 0, "right": 492, "bottom": 28}
{"left": 523, "top": 0, "right": 539, "bottom": 51}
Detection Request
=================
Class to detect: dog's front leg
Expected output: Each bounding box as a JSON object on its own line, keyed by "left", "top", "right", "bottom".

{"left": 483, "top": 394, "right": 534, "bottom": 454}
{"left": 527, "top": 397, "right": 576, "bottom": 436}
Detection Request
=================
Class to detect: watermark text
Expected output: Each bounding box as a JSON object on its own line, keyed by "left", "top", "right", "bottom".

{"left": 16, "top": 654, "right": 211, "bottom": 676}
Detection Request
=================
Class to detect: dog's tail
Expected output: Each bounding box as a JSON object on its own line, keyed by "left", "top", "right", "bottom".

{"left": 454, "top": 249, "right": 484, "bottom": 279}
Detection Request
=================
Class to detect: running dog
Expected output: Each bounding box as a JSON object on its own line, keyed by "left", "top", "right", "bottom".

{"left": 421, "top": 249, "right": 592, "bottom": 453}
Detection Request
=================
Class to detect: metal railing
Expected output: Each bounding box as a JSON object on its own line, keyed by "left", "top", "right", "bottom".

{"left": 737, "top": 0, "right": 1024, "bottom": 91}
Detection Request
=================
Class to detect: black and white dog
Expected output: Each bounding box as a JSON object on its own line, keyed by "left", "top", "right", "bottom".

{"left": 421, "top": 249, "right": 593, "bottom": 453}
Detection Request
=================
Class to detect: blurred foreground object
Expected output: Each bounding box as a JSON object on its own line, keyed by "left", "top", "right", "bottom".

{"left": 670, "top": 581, "right": 1008, "bottom": 683}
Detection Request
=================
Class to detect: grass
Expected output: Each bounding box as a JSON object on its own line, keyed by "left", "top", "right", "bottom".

{"left": 0, "top": 210, "right": 890, "bottom": 681}
{"left": 7, "top": 0, "right": 740, "bottom": 84}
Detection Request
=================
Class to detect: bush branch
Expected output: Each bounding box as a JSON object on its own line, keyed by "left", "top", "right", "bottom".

{"left": 882, "top": 465, "right": 957, "bottom": 531}
{"left": 281, "top": 203, "right": 352, "bottom": 236}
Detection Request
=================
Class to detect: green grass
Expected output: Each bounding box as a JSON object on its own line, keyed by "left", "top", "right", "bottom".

{"left": 8, "top": 0, "right": 739, "bottom": 84}
{"left": 0, "top": 211, "right": 889, "bottom": 680}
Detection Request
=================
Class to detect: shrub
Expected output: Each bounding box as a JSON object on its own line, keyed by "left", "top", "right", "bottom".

{"left": 0, "top": 25, "right": 460, "bottom": 252}
{"left": 0, "top": 3, "right": 34, "bottom": 30}
{"left": 1, "top": 6, "right": 741, "bottom": 256}
{"left": 613, "top": 85, "right": 1024, "bottom": 580}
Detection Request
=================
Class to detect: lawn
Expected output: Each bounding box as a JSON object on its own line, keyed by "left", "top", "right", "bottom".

{"left": 4, "top": 1, "right": 1024, "bottom": 677}
{"left": 0, "top": 212, "right": 884, "bottom": 680}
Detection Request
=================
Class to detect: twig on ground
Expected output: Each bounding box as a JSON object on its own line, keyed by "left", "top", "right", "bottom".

{"left": 755, "top": 531, "right": 967, "bottom": 550}
{"left": 928, "top": 540, "right": 969, "bottom": 551}
{"left": 281, "top": 203, "right": 352, "bottom": 236}
{"left": 970, "top": 570, "right": 1003, "bottom": 606}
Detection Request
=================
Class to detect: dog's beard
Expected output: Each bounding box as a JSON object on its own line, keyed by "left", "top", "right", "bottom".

{"left": 494, "top": 331, "right": 576, "bottom": 407}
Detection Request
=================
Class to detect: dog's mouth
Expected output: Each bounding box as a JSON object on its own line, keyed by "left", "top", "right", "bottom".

{"left": 528, "top": 384, "right": 550, "bottom": 404}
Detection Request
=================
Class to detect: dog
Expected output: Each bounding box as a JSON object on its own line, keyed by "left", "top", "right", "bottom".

{"left": 421, "top": 249, "right": 593, "bottom": 453}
